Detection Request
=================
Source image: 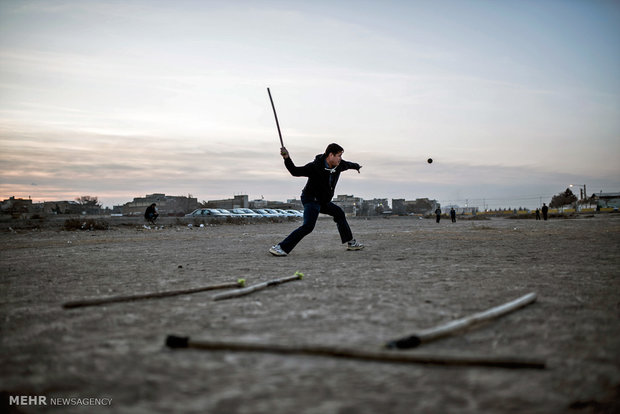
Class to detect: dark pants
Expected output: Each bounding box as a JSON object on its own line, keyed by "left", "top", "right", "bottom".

{"left": 279, "top": 197, "right": 352, "bottom": 253}
{"left": 146, "top": 213, "right": 158, "bottom": 223}
{"left": 436, "top": 214, "right": 441, "bottom": 223}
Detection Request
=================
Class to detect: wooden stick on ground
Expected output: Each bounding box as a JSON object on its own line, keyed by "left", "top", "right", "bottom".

{"left": 385, "top": 292, "right": 538, "bottom": 349}
{"left": 165, "top": 335, "right": 546, "bottom": 369}
{"left": 63, "top": 279, "right": 246, "bottom": 309}
{"left": 212, "top": 272, "right": 304, "bottom": 301}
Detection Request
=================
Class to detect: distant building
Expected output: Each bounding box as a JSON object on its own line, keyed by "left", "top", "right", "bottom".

{"left": 333, "top": 195, "right": 363, "bottom": 217}
{"left": 391, "top": 199, "right": 406, "bottom": 215}
{"left": 204, "top": 195, "right": 249, "bottom": 209}
{"left": 0, "top": 196, "right": 33, "bottom": 215}
{"left": 265, "top": 200, "right": 298, "bottom": 209}
{"left": 1, "top": 197, "right": 104, "bottom": 215}
{"left": 411, "top": 198, "right": 440, "bottom": 214}
{"left": 285, "top": 199, "right": 303, "bottom": 210}
{"left": 121, "top": 193, "right": 199, "bottom": 216}
{"left": 595, "top": 192, "right": 620, "bottom": 209}
{"left": 40, "top": 201, "right": 85, "bottom": 215}
{"left": 249, "top": 198, "right": 268, "bottom": 209}
{"left": 392, "top": 198, "right": 439, "bottom": 215}
{"left": 361, "top": 198, "right": 389, "bottom": 216}
{"left": 248, "top": 198, "right": 300, "bottom": 210}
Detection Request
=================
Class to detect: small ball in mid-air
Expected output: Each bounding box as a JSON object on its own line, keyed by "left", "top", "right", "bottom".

{"left": 427, "top": 158, "right": 433, "bottom": 164}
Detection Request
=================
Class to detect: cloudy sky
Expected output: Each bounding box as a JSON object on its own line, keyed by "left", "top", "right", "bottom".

{"left": 1, "top": 0, "right": 619, "bottom": 209}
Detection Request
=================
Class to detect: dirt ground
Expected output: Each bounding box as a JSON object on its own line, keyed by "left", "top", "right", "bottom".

{"left": 1, "top": 214, "right": 619, "bottom": 414}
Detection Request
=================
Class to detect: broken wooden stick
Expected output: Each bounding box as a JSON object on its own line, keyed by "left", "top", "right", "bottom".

{"left": 385, "top": 292, "right": 538, "bottom": 349}
{"left": 212, "top": 272, "right": 303, "bottom": 301}
{"left": 165, "top": 335, "right": 545, "bottom": 369}
{"left": 63, "top": 279, "right": 246, "bottom": 309}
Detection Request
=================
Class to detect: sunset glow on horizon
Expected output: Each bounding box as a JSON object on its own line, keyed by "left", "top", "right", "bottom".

{"left": 1, "top": 0, "right": 619, "bottom": 209}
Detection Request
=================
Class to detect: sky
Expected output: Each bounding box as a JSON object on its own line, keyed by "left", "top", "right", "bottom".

{"left": 1, "top": 0, "right": 619, "bottom": 209}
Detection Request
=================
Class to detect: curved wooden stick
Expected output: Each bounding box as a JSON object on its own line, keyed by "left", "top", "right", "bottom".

{"left": 213, "top": 272, "right": 303, "bottom": 301}
{"left": 165, "top": 335, "right": 545, "bottom": 369}
{"left": 386, "top": 292, "right": 538, "bottom": 349}
{"left": 63, "top": 280, "right": 246, "bottom": 309}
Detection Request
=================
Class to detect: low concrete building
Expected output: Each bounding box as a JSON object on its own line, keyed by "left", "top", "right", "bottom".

{"left": 392, "top": 198, "right": 439, "bottom": 215}
{"left": 40, "top": 201, "right": 85, "bottom": 215}
{"left": 285, "top": 199, "right": 303, "bottom": 210}
{"left": 248, "top": 198, "right": 300, "bottom": 210}
{"left": 0, "top": 197, "right": 34, "bottom": 215}
{"left": 360, "top": 198, "right": 389, "bottom": 216}
{"left": 595, "top": 192, "right": 620, "bottom": 209}
{"left": 333, "top": 194, "right": 363, "bottom": 216}
{"left": 204, "top": 195, "right": 249, "bottom": 209}
{"left": 121, "top": 193, "right": 199, "bottom": 216}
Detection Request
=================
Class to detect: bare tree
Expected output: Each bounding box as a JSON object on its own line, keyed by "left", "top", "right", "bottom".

{"left": 75, "top": 196, "right": 101, "bottom": 207}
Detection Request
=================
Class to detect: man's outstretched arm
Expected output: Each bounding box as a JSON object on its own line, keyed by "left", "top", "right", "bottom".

{"left": 340, "top": 159, "right": 362, "bottom": 173}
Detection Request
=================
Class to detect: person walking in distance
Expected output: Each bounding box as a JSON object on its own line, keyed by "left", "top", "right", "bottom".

{"left": 435, "top": 207, "right": 442, "bottom": 223}
{"left": 269, "top": 143, "right": 364, "bottom": 256}
{"left": 450, "top": 207, "right": 456, "bottom": 223}
{"left": 542, "top": 203, "right": 549, "bottom": 221}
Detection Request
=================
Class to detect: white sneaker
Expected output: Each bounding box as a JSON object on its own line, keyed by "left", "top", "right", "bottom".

{"left": 269, "top": 244, "right": 288, "bottom": 256}
{"left": 347, "top": 239, "right": 364, "bottom": 251}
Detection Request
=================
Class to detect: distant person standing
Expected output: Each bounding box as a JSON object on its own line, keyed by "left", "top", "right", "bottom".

{"left": 145, "top": 203, "right": 159, "bottom": 225}
{"left": 535, "top": 208, "right": 541, "bottom": 220}
{"left": 435, "top": 207, "right": 442, "bottom": 223}
{"left": 541, "top": 203, "right": 549, "bottom": 221}
{"left": 450, "top": 208, "right": 456, "bottom": 223}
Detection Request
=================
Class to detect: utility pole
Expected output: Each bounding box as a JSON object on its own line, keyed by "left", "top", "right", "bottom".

{"left": 570, "top": 184, "right": 587, "bottom": 211}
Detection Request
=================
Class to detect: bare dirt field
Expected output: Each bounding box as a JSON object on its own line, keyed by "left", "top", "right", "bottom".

{"left": 1, "top": 214, "right": 619, "bottom": 414}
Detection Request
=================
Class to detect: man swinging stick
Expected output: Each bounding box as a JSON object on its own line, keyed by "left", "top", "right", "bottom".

{"left": 269, "top": 143, "right": 364, "bottom": 256}
{"left": 267, "top": 88, "right": 363, "bottom": 256}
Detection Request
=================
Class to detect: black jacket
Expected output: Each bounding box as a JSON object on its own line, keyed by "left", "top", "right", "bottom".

{"left": 284, "top": 154, "right": 360, "bottom": 205}
{"left": 144, "top": 205, "right": 157, "bottom": 219}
